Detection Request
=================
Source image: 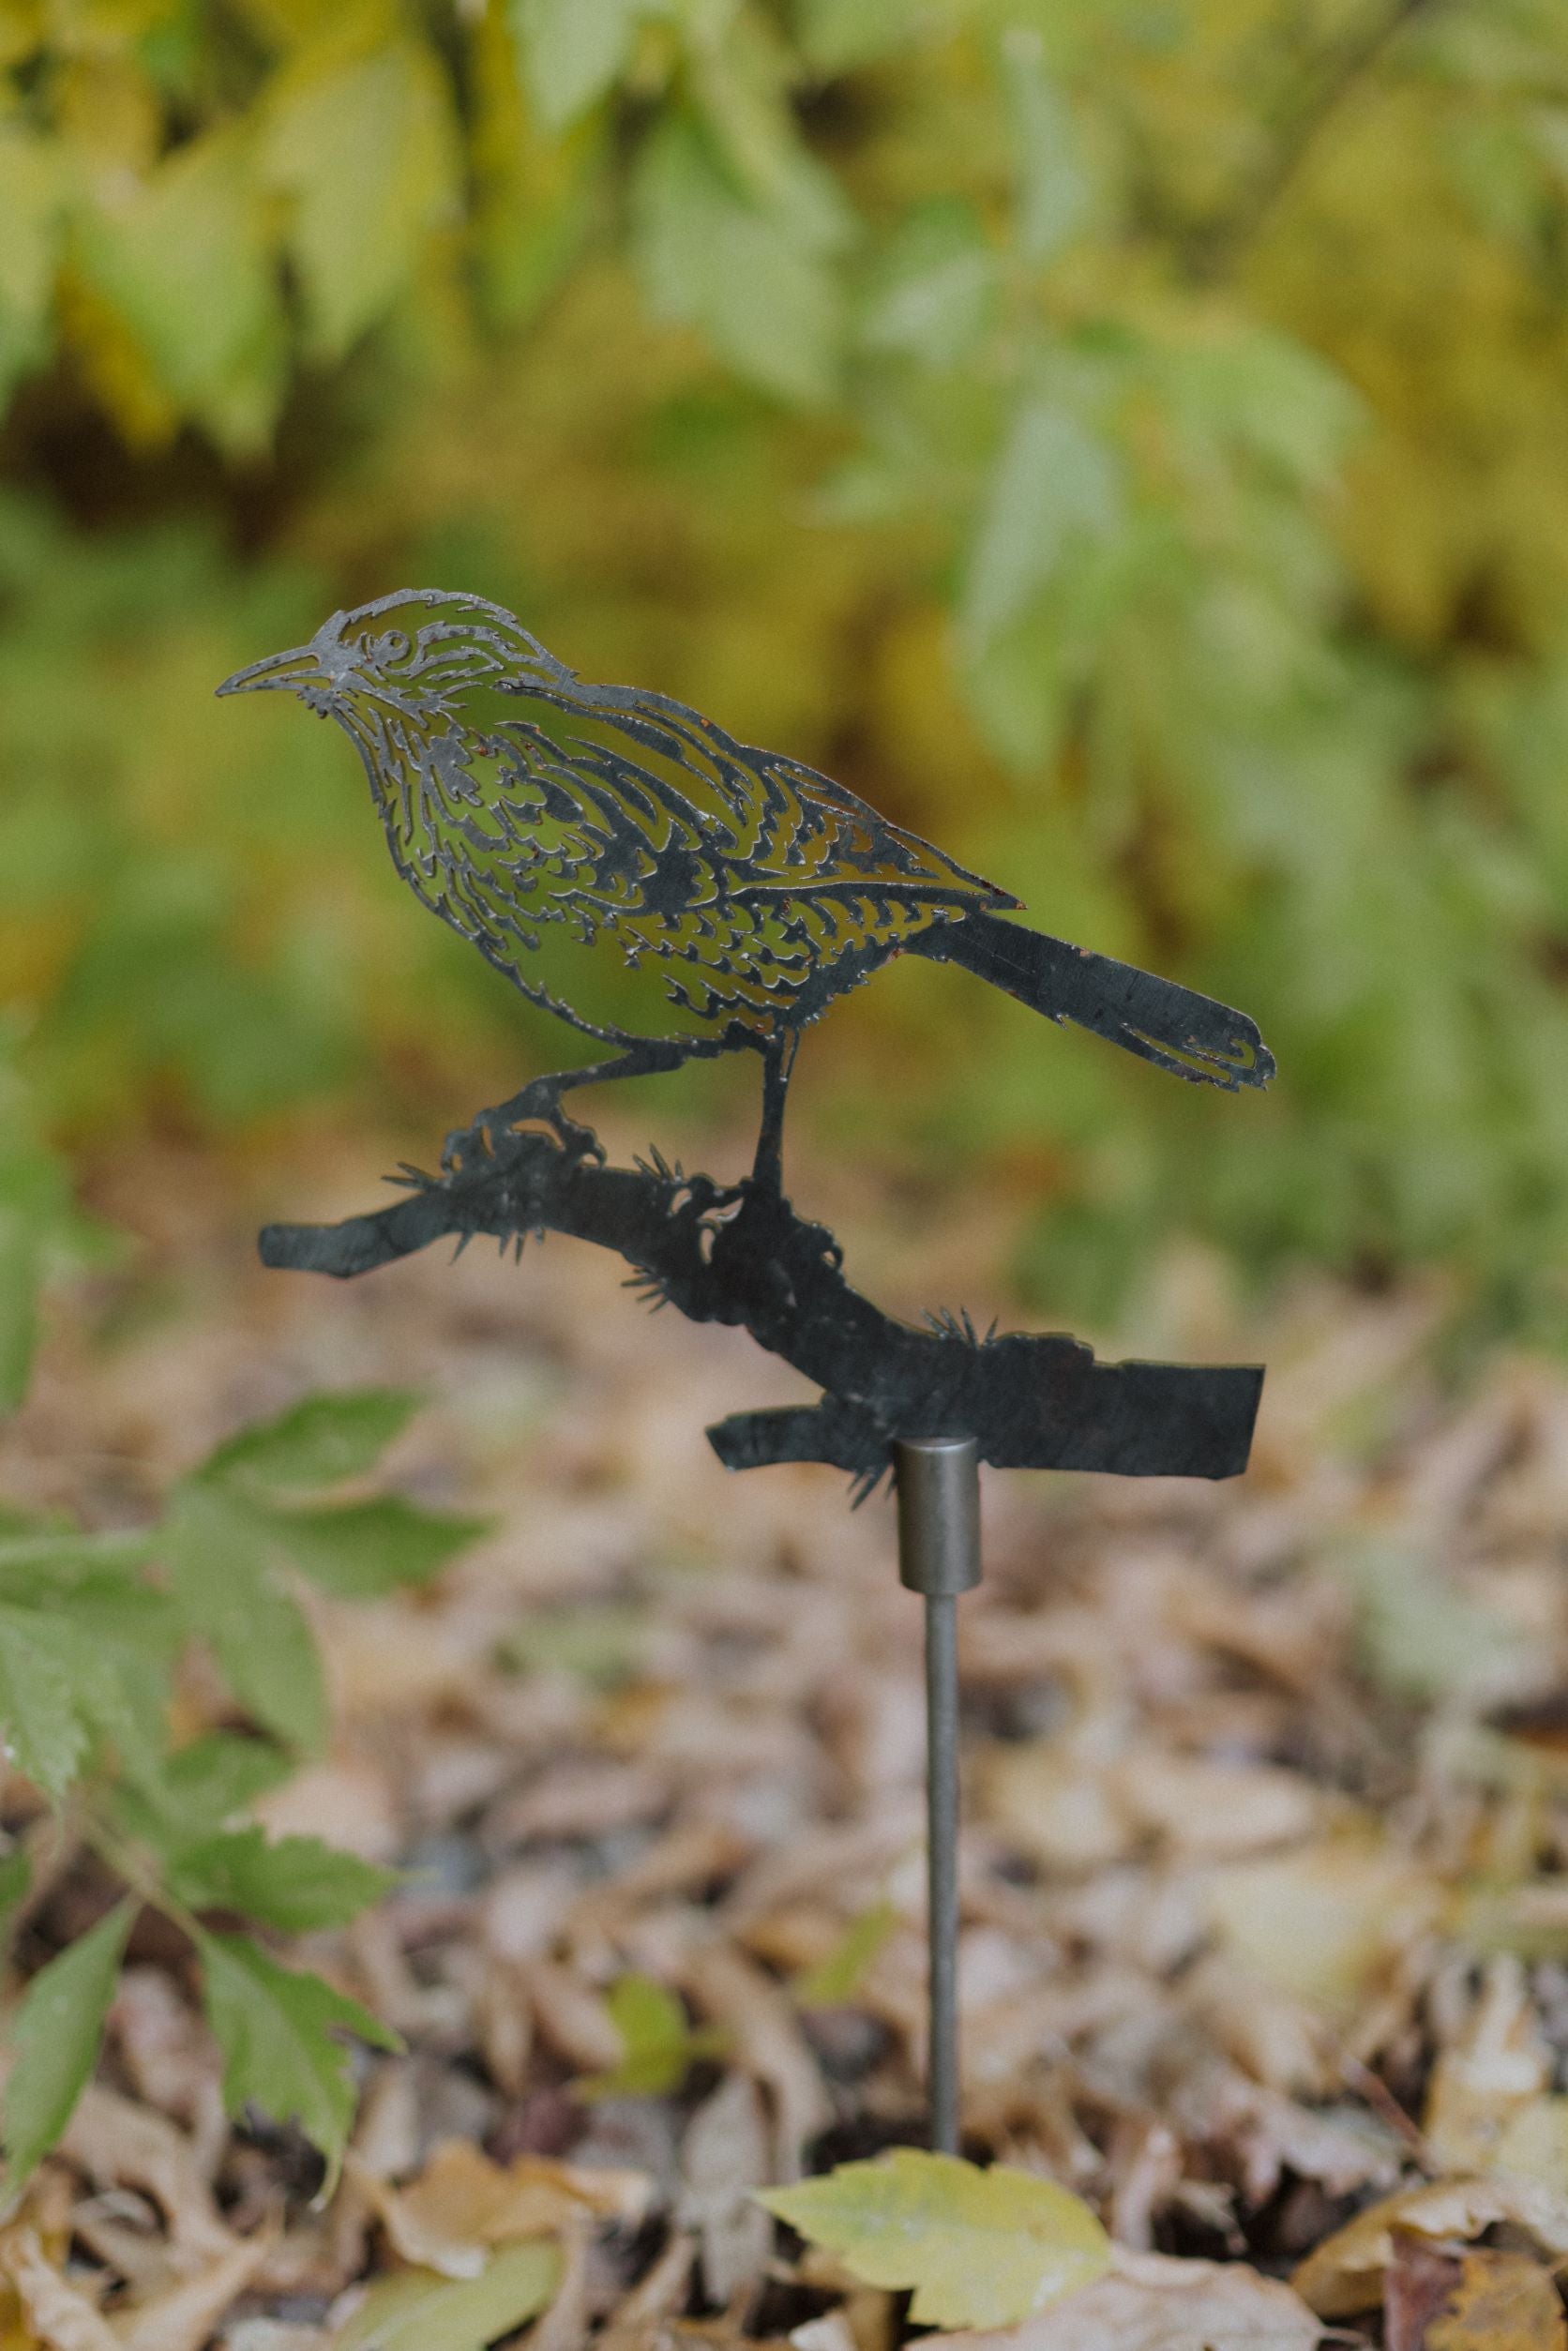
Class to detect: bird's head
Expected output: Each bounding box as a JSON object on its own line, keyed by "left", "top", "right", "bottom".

{"left": 216, "top": 589, "right": 565, "bottom": 728}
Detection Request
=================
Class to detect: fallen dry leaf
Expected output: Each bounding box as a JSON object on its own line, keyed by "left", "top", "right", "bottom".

{"left": 351, "top": 2140, "right": 651, "bottom": 2278}
{"left": 1293, "top": 2175, "right": 1568, "bottom": 2317}
{"left": 1427, "top": 2247, "right": 1567, "bottom": 2351}
{"left": 923, "top": 2246, "right": 1321, "bottom": 2351}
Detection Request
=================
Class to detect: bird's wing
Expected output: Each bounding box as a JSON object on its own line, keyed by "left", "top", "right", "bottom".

{"left": 491, "top": 664, "right": 1017, "bottom": 914}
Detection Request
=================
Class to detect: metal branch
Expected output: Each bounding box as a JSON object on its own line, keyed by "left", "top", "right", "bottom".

{"left": 259, "top": 1129, "right": 1262, "bottom": 1488}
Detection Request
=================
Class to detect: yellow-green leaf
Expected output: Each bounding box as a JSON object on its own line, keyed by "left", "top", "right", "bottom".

{"left": 334, "top": 2238, "right": 562, "bottom": 2351}
{"left": 263, "top": 38, "right": 460, "bottom": 361}
{"left": 757, "top": 2149, "right": 1112, "bottom": 2329}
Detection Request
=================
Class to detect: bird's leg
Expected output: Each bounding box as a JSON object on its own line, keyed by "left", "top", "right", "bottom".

{"left": 750, "top": 1032, "right": 799, "bottom": 1196}
{"left": 442, "top": 1042, "right": 690, "bottom": 1176}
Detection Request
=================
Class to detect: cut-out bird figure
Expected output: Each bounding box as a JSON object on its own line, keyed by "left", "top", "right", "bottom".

{"left": 219, "top": 590, "right": 1274, "bottom": 1186}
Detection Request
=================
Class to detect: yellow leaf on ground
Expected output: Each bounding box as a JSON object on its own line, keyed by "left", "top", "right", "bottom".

{"left": 756, "top": 2150, "right": 1111, "bottom": 2329}
{"left": 1428, "top": 2248, "right": 1567, "bottom": 2351}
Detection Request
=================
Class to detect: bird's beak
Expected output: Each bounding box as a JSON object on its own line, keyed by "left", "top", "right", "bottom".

{"left": 215, "top": 645, "right": 324, "bottom": 698}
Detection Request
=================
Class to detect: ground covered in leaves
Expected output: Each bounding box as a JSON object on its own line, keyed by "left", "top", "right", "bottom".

{"left": 6, "top": 1125, "right": 1568, "bottom": 2349}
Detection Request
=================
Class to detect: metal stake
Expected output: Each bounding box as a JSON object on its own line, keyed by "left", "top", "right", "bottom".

{"left": 894, "top": 1436, "right": 981, "bottom": 2156}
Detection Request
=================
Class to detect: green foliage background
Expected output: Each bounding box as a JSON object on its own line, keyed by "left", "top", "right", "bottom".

{"left": 4, "top": 0, "right": 1568, "bottom": 1328}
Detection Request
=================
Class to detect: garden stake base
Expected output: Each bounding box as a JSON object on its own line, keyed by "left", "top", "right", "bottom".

{"left": 262, "top": 1128, "right": 1266, "bottom": 2156}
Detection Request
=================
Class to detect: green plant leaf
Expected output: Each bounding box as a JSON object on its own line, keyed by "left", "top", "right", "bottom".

{"left": 999, "top": 28, "right": 1092, "bottom": 265}
{"left": 576, "top": 1972, "right": 725, "bottom": 2101}
{"left": 164, "top": 1485, "right": 326, "bottom": 1752}
{"left": 263, "top": 38, "right": 461, "bottom": 362}
{"left": 0, "top": 1604, "right": 95, "bottom": 1798}
{"left": 508, "top": 0, "right": 643, "bottom": 130}
{"left": 959, "top": 395, "right": 1123, "bottom": 654}
{"left": 0, "top": 1844, "right": 30, "bottom": 1949}
{"left": 632, "top": 113, "right": 848, "bottom": 406}
{"left": 261, "top": 1497, "right": 488, "bottom": 1598}
{"left": 170, "top": 1826, "right": 397, "bottom": 1931}
{"left": 334, "top": 2238, "right": 562, "bottom": 2351}
{"left": 2, "top": 1900, "right": 135, "bottom": 2191}
{"left": 792, "top": 1901, "right": 897, "bottom": 2008}
{"left": 74, "top": 128, "right": 287, "bottom": 453}
{"left": 757, "top": 2149, "right": 1112, "bottom": 2328}
{"left": 113, "top": 1730, "right": 294, "bottom": 1848}
{"left": 797, "top": 0, "right": 922, "bottom": 74}
{"left": 202, "top": 1388, "right": 421, "bottom": 1493}
{"left": 194, "top": 1929, "right": 400, "bottom": 2188}
{"left": 860, "top": 200, "right": 997, "bottom": 370}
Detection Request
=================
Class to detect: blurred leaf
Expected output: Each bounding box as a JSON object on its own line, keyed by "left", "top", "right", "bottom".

{"left": 2, "top": 1900, "right": 135, "bottom": 2192}
{"left": 334, "top": 2239, "right": 562, "bottom": 2351}
{"left": 0, "top": 117, "right": 63, "bottom": 399}
{"left": 74, "top": 128, "right": 286, "bottom": 451}
{"left": 999, "top": 28, "right": 1092, "bottom": 265}
{"left": 260, "top": 1497, "right": 488, "bottom": 1598}
{"left": 195, "top": 1927, "right": 400, "bottom": 2188}
{"left": 757, "top": 2149, "right": 1112, "bottom": 2328}
{"left": 170, "top": 1825, "right": 397, "bottom": 1930}
{"left": 792, "top": 1900, "right": 897, "bottom": 2008}
{"left": 117, "top": 1730, "right": 294, "bottom": 1846}
{"left": 577, "top": 1972, "right": 725, "bottom": 2101}
{"left": 0, "top": 1604, "right": 96, "bottom": 1798}
{"left": 203, "top": 1388, "right": 421, "bottom": 1493}
{"left": 860, "top": 201, "right": 998, "bottom": 369}
{"left": 508, "top": 0, "right": 644, "bottom": 130}
{"left": 959, "top": 394, "right": 1123, "bottom": 652}
{"left": 0, "top": 1845, "right": 30, "bottom": 1949}
{"left": 797, "top": 0, "right": 926, "bottom": 74}
{"left": 264, "top": 37, "right": 460, "bottom": 361}
{"left": 632, "top": 113, "right": 849, "bottom": 404}
{"left": 1344, "top": 1543, "right": 1527, "bottom": 1705}
{"left": 165, "top": 1485, "right": 327, "bottom": 1752}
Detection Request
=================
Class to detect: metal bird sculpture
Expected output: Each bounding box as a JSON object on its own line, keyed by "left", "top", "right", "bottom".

{"left": 219, "top": 589, "right": 1274, "bottom": 1185}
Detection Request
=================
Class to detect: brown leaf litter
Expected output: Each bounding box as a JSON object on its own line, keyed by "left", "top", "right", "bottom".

{"left": 7, "top": 1133, "right": 1568, "bottom": 2345}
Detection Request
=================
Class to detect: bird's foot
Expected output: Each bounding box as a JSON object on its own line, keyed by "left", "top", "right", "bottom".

{"left": 440, "top": 1092, "right": 606, "bottom": 1179}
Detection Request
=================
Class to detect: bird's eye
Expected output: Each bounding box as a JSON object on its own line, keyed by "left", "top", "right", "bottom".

{"left": 370, "top": 630, "right": 411, "bottom": 666}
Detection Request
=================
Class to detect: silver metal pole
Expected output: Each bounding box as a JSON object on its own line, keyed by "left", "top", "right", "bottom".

{"left": 893, "top": 1436, "right": 981, "bottom": 2157}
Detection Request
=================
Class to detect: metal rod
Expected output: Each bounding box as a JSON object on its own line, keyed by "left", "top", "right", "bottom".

{"left": 894, "top": 1437, "right": 981, "bottom": 2158}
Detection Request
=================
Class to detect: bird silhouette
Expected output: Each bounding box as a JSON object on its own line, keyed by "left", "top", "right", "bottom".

{"left": 219, "top": 589, "right": 1274, "bottom": 1187}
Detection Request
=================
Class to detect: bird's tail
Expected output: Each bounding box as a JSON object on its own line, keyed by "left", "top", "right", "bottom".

{"left": 914, "top": 910, "right": 1274, "bottom": 1092}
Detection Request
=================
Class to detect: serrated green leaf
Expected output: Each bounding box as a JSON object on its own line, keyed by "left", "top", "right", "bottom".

{"left": 263, "top": 39, "right": 460, "bottom": 361}
{"left": 0, "top": 1529, "right": 156, "bottom": 1592}
{"left": 792, "top": 1901, "right": 897, "bottom": 2008}
{"left": 170, "top": 1826, "right": 396, "bottom": 1931}
{"left": 576, "top": 1972, "right": 725, "bottom": 2101}
{"left": 114, "top": 1730, "right": 293, "bottom": 1848}
{"left": 0, "top": 1604, "right": 94, "bottom": 1798}
{"left": 632, "top": 113, "right": 847, "bottom": 406}
{"left": 508, "top": 0, "right": 643, "bottom": 130}
{"left": 195, "top": 1929, "right": 400, "bottom": 2189}
{"left": 164, "top": 1486, "right": 326, "bottom": 1751}
{"left": 334, "top": 2238, "right": 562, "bottom": 2351}
{"left": 260, "top": 1497, "right": 487, "bottom": 1598}
{"left": 3, "top": 1900, "right": 135, "bottom": 2190}
{"left": 202, "top": 1388, "right": 421, "bottom": 1493}
{"left": 757, "top": 2149, "right": 1112, "bottom": 2328}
